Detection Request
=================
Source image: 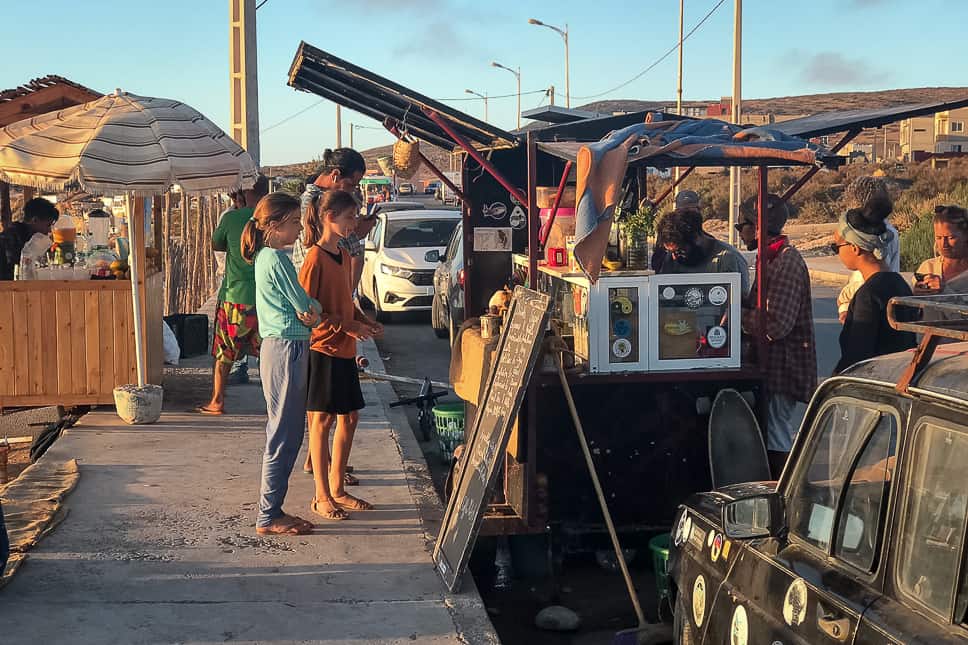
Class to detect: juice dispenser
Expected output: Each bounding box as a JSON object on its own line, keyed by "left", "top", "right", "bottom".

{"left": 50, "top": 212, "right": 76, "bottom": 265}
{"left": 87, "top": 209, "right": 112, "bottom": 248}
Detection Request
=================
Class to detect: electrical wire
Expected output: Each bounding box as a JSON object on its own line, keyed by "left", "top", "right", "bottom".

{"left": 436, "top": 89, "right": 547, "bottom": 102}
{"left": 255, "top": 0, "right": 269, "bottom": 9}
{"left": 261, "top": 99, "right": 326, "bottom": 134}
{"left": 571, "top": 0, "right": 727, "bottom": 100}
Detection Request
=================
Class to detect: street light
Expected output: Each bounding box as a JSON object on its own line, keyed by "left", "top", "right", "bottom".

{"left": 528, "top": 18, "right": 570, "bottom": 108}
{"left": 491, "top": 61, "right": 521, "bottom": 130}
{"left": 465, "top": 89, "right": 488, "bottom": 122}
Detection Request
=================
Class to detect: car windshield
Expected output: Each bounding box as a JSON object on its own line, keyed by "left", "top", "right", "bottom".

{"left": 365, "top": 183, "right": 389, "bottom": 194}
{"left": 385, "top": 218, "right": 458, "bottom": 248}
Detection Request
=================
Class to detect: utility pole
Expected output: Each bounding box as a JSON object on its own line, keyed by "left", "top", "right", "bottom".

{"left": 229, "top": 0, "right": 260, "bottom": 165}
{"left": 728, "top": 0, "right": 742, "bottom": 246}
{"left": 528, "top": 19, "right": 570, "bottom": 108}
{"left": 336, "top": 106, "right": 342, "bottom": 148}
{"left": 549, "top": 85, "right": 556, "bottom": 106}
{"left": 674, "top": 0, "right": 685, "bottom": 194}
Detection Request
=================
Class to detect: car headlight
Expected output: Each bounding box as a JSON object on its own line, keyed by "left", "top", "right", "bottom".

{"left": 380, "top": 263, "right": 413, "bottom": 279}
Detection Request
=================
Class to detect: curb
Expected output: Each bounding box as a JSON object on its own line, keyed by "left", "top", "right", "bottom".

{"left": 808, "top": 269, "right": 849, "bottom": 287}
{"left": 359, "top": 338, "right": 499, "bottom": 645}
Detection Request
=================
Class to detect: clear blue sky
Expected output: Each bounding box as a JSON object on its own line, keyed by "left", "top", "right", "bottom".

{"left": 2, "top": 0, "right": 965, "bottom": 166}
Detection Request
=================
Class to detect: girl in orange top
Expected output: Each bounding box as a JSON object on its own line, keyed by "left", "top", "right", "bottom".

{"left": 298, "top": 190, "right": 382, "bottom": 520}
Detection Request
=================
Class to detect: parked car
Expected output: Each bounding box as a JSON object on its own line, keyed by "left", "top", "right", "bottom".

{"left": 669, "top": 337, "right": 968, "bottom": 644}
{"left": 398, "top": 182, "right": 415, "bottom": 195}
{"left": 360, "top": 209, "right": 461, "bottom": 322}
{"left": 425, "top": 181, "right": 440, "bottom": 195}
{"left": 430, "top": 222, "right": 464, "bottom": 343}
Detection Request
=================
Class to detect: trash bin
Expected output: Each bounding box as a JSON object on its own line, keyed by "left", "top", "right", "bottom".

{"left": 649, "top": 533, "right": 672, "bottom": 607}
{"left": 433, "top": 402, "right": 465, "bottom": 463}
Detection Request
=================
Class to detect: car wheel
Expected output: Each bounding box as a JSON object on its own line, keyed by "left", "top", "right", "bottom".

{"left": 372, "top": 279, "right": 392, "bottom": 323}
{"left": 432, "top": 296, "right": 448, "bottom": 338}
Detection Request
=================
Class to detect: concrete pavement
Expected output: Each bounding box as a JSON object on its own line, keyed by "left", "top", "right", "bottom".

{"left": 0, "top": 337, "right": 497, "bottom": 644}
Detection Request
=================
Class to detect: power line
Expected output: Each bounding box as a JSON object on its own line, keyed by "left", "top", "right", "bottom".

{"left": 571, "top": 0, "right": 727, "bottom": 101}
{"left": 255, "top": 0, "right": 269, "bottom": 9}
{"left": 436, "top": 89, "right": 546, "bottom": 102}
{"left": 261, "top": 99, "right": 326, "bottom": 134}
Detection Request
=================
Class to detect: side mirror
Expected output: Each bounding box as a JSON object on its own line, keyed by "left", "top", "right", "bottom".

{"left": 722, "top": 492, "right": 785, "bottom": 540}
{"left": 424, "top": 249, "right": 441, "bottom": 263}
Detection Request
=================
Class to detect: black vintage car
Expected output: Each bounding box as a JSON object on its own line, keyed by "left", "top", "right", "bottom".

{"left": 670, "top": 331, "right": 968, "bottom": 644}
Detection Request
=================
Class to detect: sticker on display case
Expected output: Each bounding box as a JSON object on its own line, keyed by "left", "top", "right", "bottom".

{"left": 473, "top": 227, "right": 512, "bottom": 252}
{"left": 662, "top": 286, "right": 676, "bottom": 300}
{"left": 707, "top": 326, "right": 728, "bottom": 349}
{"left": 611, "top": 295, "right": 634, "bottom": 315}
{"left": 708, "top": 285, "right": 728, "bottom": 306}
{"left": 482, "top": 202, "right": 508, "bottom": 220}
{"left": 509, "top": 206, "right": 526, "bottom": 229}
{"left": 612, "top": 338, "right": 633, "bottom": 359}
{"left": 613, "top": 319, "right": 632, "bottom": 337}
{"left": 684, "top": 288, "right": 704, "bottom": 309}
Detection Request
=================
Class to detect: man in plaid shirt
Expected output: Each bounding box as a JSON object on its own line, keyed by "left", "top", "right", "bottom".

{"left": 737, "top": 194, "right": 817, "bottom": 478}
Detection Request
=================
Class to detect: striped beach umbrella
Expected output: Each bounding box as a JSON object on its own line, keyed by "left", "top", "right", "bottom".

{"left": 0, "top": 89, "right": 258, "bottom": 195}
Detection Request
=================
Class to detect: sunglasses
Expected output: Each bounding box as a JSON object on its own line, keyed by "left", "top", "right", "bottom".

{"left": 734, "top": 222, "right": 754, "bottom": 232}
{"left": 829, "top": 242, "right": 851, "bottom": 254}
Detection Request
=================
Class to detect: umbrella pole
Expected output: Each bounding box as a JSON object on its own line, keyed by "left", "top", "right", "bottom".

{"left": 128, "top": 194, "right": 147, "bottom": 387}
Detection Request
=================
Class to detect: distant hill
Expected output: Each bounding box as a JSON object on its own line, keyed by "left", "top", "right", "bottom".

{"left": 264, "top": 86, "right": 968, "bottom": 173}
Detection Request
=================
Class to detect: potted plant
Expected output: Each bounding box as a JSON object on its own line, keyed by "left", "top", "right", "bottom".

{"left": 621, "top": 203, "right": 656, "bottom": 270}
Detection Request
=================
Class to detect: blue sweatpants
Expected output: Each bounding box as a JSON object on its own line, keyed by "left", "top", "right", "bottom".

{"left": 257, "top": 337, "right": 309, "bottom": 528}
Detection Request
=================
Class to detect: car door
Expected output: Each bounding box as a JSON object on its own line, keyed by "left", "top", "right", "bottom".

{"left": 856, "top": 404, "right": 968, "bottom": 644}
{"left": 435, "top": 224, "right": 460, "bottom": 311}
{"left": 706, "top": 393, "right": 902, "bottom": 644}
{"left": 361, "top": 215, "right": 383, "bottom": 302}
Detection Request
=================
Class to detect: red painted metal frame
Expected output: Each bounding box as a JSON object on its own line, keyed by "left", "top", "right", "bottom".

{"left": 423, "top": 108, "right": 529, "bottom": 208}
{"left": 383, "top": 118, "right": 470, "bottom": 204}
{"left": 779, "top": 129, "right": 860, "bottom": 204}
{"left": 651, "top": 166, "right": 695, "bottom": 208}
{"left": 538, "top": 160, "right": 574, "bottom": 250}
{"left": 527, "top": 133, "right": 539, "bottom": 286}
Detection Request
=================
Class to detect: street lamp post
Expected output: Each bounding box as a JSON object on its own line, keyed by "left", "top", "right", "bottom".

{"left": 465, "top": 89, "right": 488, "bottom": 122}
{"left": 491, "top": 62, "right": 521, "bottom": 130}
{"left": 528, "top": 18, "right": 569, "bottom": 108}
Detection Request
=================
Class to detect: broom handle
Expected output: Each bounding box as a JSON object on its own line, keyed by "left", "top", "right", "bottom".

{"left": 557, "top": 360, "right": 647, "bottom": 628}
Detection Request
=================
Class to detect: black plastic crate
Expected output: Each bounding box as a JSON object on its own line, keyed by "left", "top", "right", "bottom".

{"left": 164, "top": 313, "right": 209, "bottom": 359}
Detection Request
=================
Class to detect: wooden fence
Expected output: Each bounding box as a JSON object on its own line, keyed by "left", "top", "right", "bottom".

{"left": 161, "top": 193, "right": 223, "bottom": 316}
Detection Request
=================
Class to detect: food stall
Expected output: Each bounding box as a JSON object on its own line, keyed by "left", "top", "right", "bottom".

{"left": 0, "top": 91, "right": 257, "bottom": 411}
{"left": 287, "top": 42, "right": 968, "bottom": 544}
{"left": 0, "top": 197, "right": 163, "bottom": 408}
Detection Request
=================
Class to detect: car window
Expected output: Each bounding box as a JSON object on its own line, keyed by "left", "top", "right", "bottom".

{"left": 834, "top": 414, "right": 897, "bottom": 571}
{"left": 445, "top": 225, "right": 462, "bottom": 261}
{"left": 385, "top": 219, "right": 458, "bottom": 249}
{"left": 898, "top": 421, "right": 968, "bottom": 620}
{"left": 368, "top": 218, "right": 383, "bottom": 247}
{"left": 787, "top": 401, "right": 882, "bottom": 554}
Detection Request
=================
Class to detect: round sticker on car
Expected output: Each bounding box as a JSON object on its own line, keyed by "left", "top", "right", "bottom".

{"left": 693, "top": 575, "right": 706, "bottom": 628}
{"left": 708, "top": 285, "right": 728, "bottom": 306}
{"left": 711, "top": 533, "right": 723, "bottom": 562}
{"left": 707, "top": 326, "right": 728, "bottom": 349}
{"left": 783, "top": 578, "right": 808, "bottom": 627}
{"left": 730, "top": 605, "right": 748, "bottom": 645}
{"left": 674, "top": 512, "right": 692, "bottom": 547}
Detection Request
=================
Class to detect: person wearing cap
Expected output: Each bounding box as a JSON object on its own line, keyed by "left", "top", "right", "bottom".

{"left": 656, "top": 202, "right": 751, "bottom": 296}
{"left": 831, "top": 201, "right": 915, "bottom": 375}
{"left": 738, "top": 194, "right": 816, "bottom": 477}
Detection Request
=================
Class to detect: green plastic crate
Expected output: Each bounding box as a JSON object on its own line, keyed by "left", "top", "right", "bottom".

{"left": 650, "top": 533, "right": 672, "bottom": 606}
{"left": 433, "top": 402, "right": 465, "bottom": 463}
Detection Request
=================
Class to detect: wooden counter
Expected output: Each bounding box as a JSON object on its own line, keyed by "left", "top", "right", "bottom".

{"left": 0, "top": 273, "right": 163, "bottom": 408}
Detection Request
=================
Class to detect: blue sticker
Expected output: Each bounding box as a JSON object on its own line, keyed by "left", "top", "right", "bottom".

{"left": 613, "top": 319, "right": 632, "bottom": 337}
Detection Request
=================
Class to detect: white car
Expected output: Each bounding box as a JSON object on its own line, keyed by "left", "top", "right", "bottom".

{"left": 360, "top": 209, "right": 461, "bottom": 322}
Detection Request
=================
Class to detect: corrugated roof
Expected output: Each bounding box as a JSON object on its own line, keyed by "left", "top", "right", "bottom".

{"left": 0, "top": 75, "right": 100, "bottom": 104}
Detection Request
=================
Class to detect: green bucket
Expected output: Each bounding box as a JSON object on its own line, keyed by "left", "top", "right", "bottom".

{"left": 433, "top": 402, "right": 465, "bottom": 463}
{"left": 649, "top": 533, "right": 672, "bottom": 605}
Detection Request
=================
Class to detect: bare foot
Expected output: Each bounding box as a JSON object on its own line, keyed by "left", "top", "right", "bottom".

{"left": 196, "top": 404, "right": 224, "bottom": 415}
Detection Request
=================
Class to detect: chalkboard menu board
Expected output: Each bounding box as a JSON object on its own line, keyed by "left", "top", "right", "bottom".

{"left": 433, "top": 286, "right": 551, "bottom": 591}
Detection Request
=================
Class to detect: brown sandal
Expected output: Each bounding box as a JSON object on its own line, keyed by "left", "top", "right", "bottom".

{"left": 195, "top": 405, "right": 224, "bottom": 415}
{"left": 256, "top": 514, "right": 313, "bottom": 535}
{"left": 311, "top": 499, "right": 349, "bottom": 521}
{"left": 344, "top": 472, "right": 359, "bottom": 486}
{"left": 334, "top": 494, "right": 373, "bottom": 511}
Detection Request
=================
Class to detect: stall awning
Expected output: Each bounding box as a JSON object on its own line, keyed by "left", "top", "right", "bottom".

{"left": 536, "top": 117, "right": 838, "bottom": 168}
{"left": 768, "top": 98, "right": 968, "bottom": 139}
{"left": 287, "top": 42, "right": 518, "bottom": 151}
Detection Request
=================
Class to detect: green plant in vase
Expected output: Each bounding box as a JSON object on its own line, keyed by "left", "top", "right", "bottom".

{"left": 621, "top": 203, "right": 656, "bottom": 270}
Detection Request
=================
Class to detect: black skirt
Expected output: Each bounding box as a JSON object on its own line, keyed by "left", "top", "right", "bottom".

{"left": 306, "top": 351, "right": 365, "bottom": 414}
